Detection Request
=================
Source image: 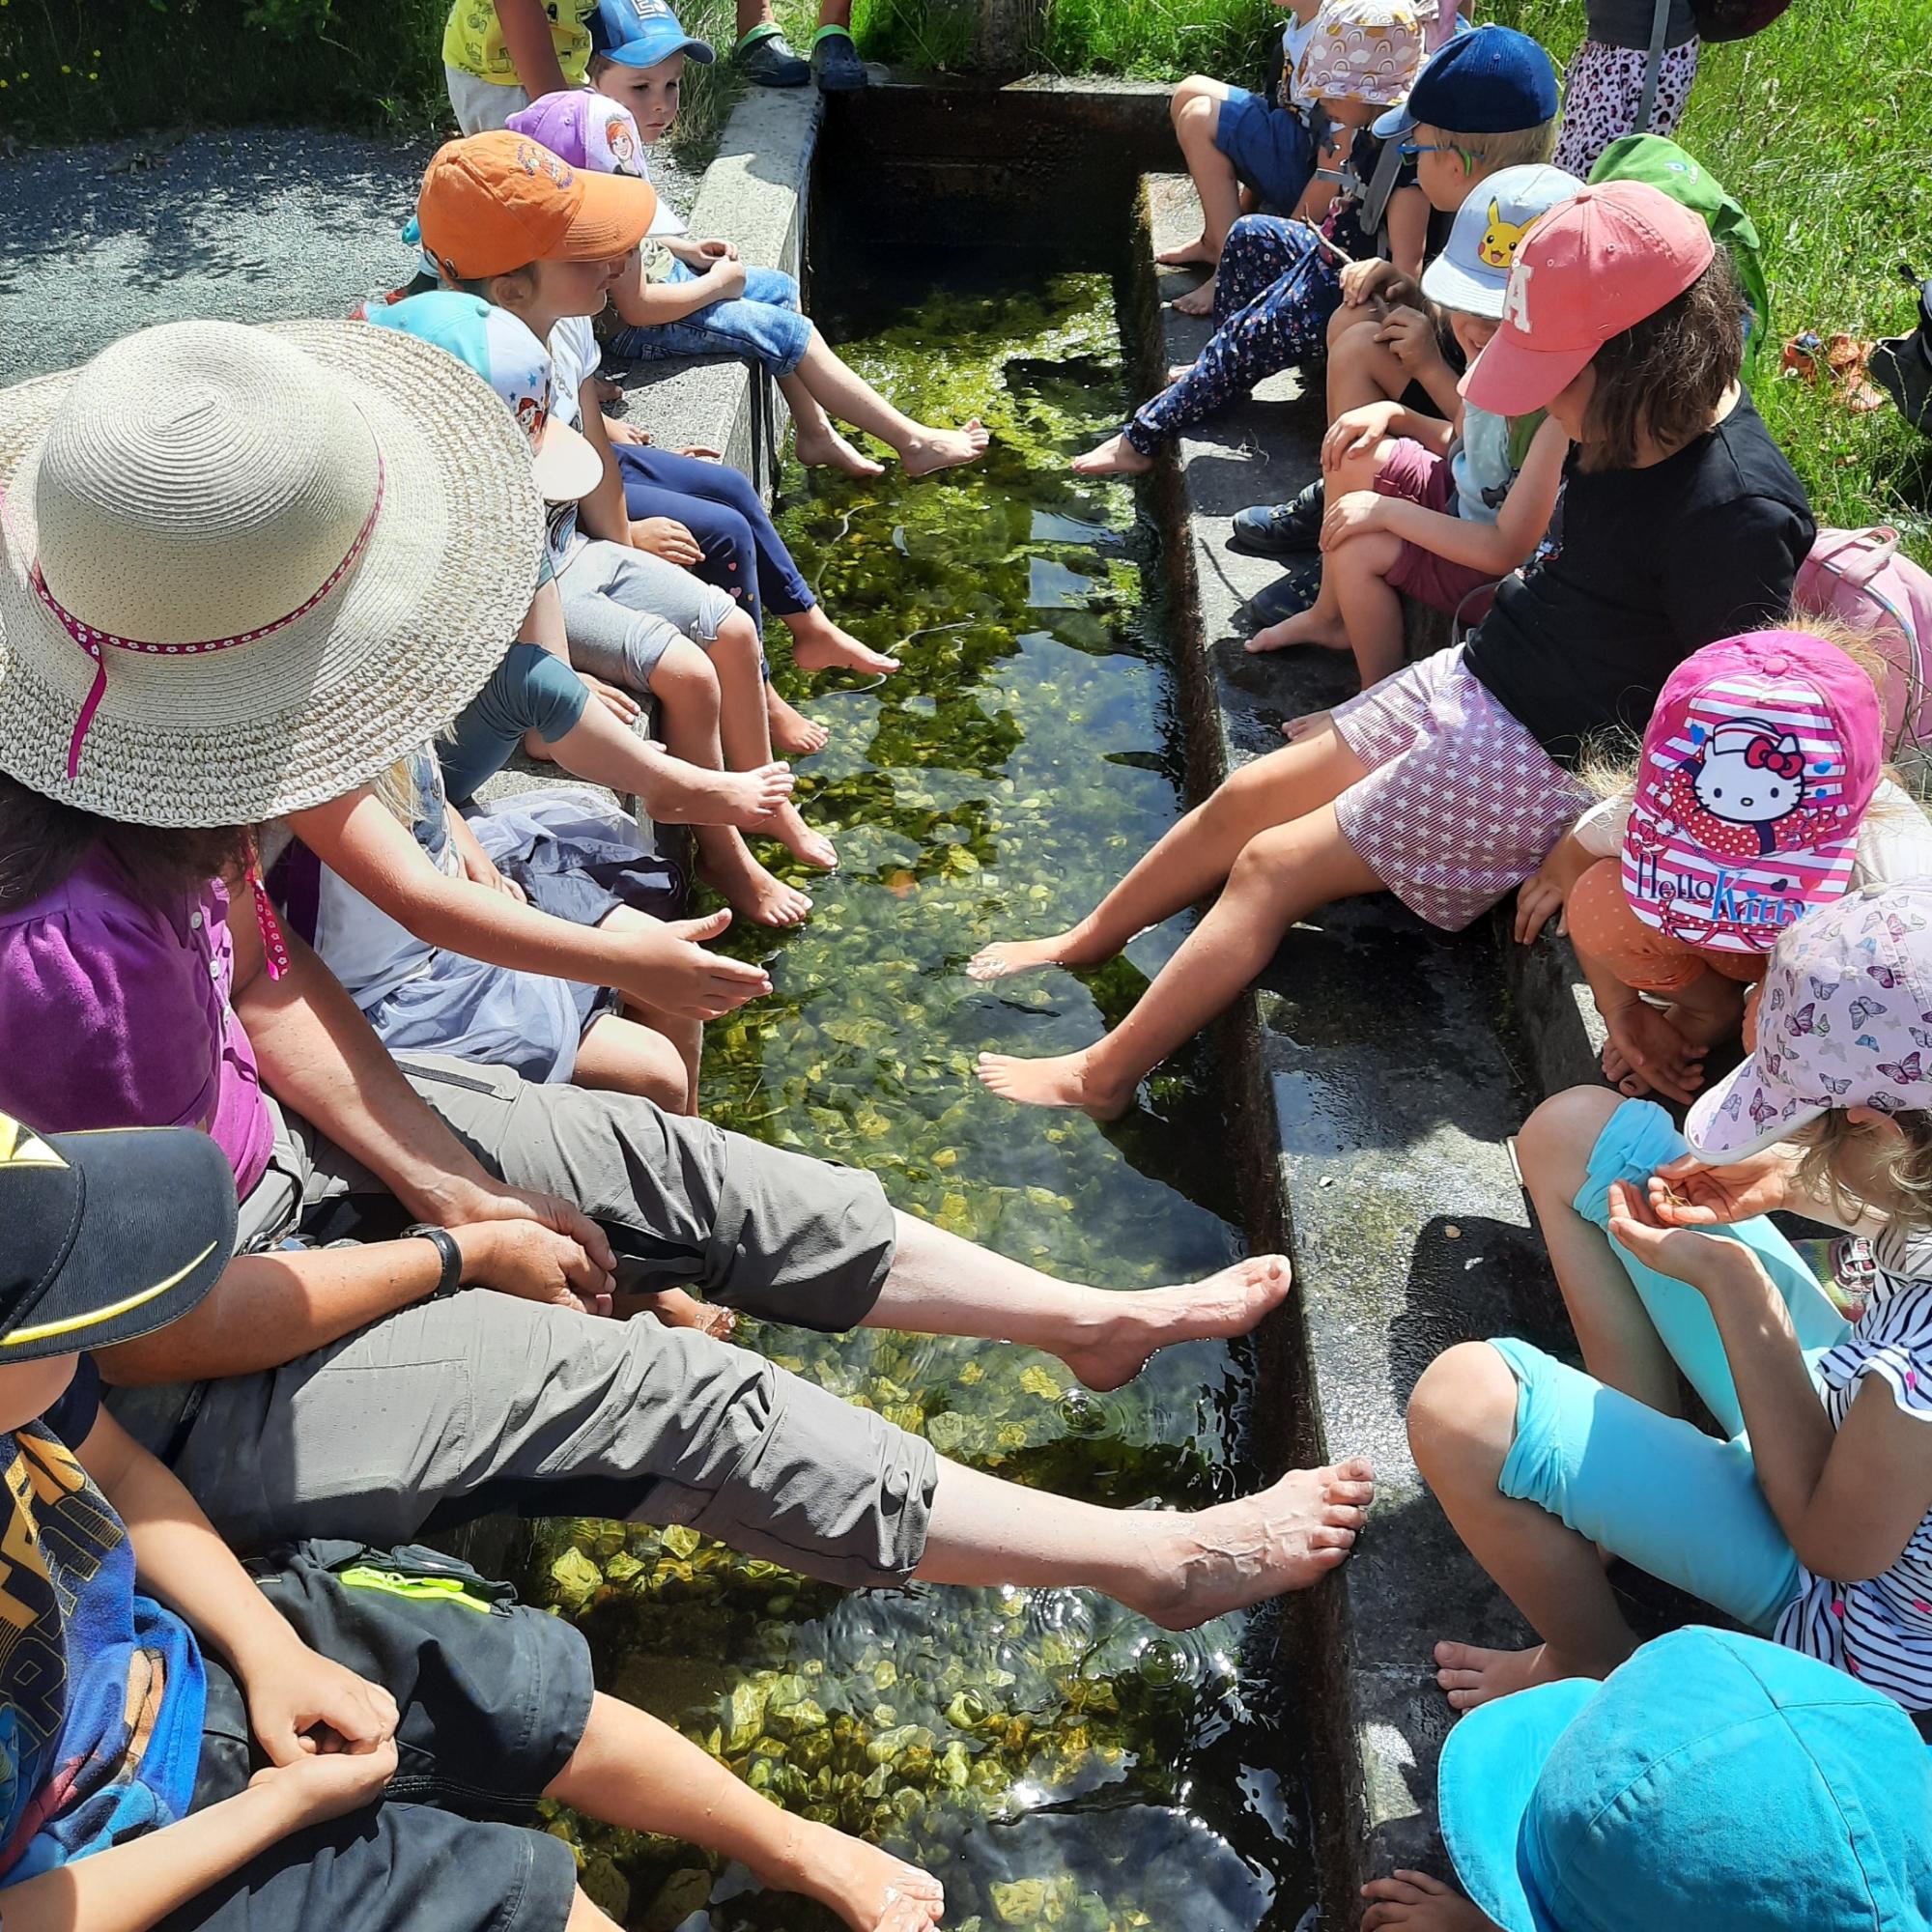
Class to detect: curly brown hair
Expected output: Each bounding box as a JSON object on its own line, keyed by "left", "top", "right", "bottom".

{"left": 0, "top": 772, "right": 255, "bottom": 913}
{"left": 1576, "top": 248, "right": 1745, "bottom": 473}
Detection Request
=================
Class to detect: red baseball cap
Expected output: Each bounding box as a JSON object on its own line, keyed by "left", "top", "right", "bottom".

{"left": 1461, "top": 181, "right": 1715, "bottom": 416}
{"left": 416, "top": 130, "right": 658, "bottom": 281}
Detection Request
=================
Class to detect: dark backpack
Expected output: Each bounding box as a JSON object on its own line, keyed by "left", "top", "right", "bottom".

{"left": 1872, "top": 268, "right": 1932, "bottom": 439}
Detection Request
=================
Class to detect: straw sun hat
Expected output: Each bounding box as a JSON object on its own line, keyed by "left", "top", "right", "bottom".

{"left": 0, "top": 316, "right": 544, "bottom": 827}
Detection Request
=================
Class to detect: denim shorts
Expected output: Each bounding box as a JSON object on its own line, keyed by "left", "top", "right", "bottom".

{"left": 1213, "top": 85, "right": 1317, "bottom": 213}
{"left": 609, "top": 262, "right": 814, "bottom": 378}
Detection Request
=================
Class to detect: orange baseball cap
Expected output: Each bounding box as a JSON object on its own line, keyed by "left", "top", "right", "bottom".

{"left": 416, "top": 131, "right": 659, "bottom": 281}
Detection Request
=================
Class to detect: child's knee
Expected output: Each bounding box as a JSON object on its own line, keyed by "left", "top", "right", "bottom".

{"left": 648, "top": 637, "right": 719, "bottom": 701}
{"left": 1516, "top": 1086, "right": 1634, "bottom": 1200}
{"left": 1407, "top": 1342, "right": 1517, "bottom": 1489}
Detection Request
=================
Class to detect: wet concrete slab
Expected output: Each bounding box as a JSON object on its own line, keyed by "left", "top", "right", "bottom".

{"left": 1137, "top": 172, "right": 1589, "bottom": 1906}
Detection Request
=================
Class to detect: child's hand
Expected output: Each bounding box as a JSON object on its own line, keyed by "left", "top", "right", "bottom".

{"left": 245, "top": 1649, "right": 399, "bottom": 1769}
{"left": 459, "top": 844, "right": 526, "bottom": 903}
{"left": 583, "top": 673, "right": 642, "bottom": 725}
{"left": 1512, "top": 836, "right": 1593, "bottom": 945}
{"left": 250, "top": 1736, "right": 398, "bottom": 1829}
{"left": 678, "top": 444, "right": 724, "bottom": 462}
{"left": 632, "top": 516, "right": 705, "bottom": 567}
{"left": 629, "top": 909, "right": 773, "bottom": 1020}
{"left": 706, "top": 256, "right": 749, "bottom": 301}
{"left": 1605, "top": 1179, "right": 1765, "bottom": 1295}
{"left": 696, "top": 238, "right": 740, "bottom": 262}
{"left": 1647, "top": 1146, "right": 1796, "bottom": 1228}
{"left": 603, "top": 415, "right": 651, "bottom": 446}
{"left": 1321, "top": 401, "right": 1402, "bottom": 470}
{"left": 1376, "top": 305, "right": 1441, "bottom": 374}
{"left": 1320, "top": 490, "right": 1385, "bottom": 550}
{"left": 1603, "top": 1002, "right": 1707, "bottom": 1107}
{"left": 1340, "top": 259, "right": 1396, "bottom": 308}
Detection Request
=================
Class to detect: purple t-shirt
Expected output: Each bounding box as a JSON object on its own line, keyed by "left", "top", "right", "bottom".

{"left": 0, "top": 851, "right": 272, "bottom": 1198}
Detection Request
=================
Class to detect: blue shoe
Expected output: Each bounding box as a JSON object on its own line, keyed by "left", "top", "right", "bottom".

{"left": 734, "top": 26, "right": 810, "bottom": 85}
{"left": 1231, "top": 480, "right": 1323, "bottom": 556}
{"left": 811, "top": 27, "right": 867, "bottom": 90}
{"left": 1242, "top": 557, "right": 1325, "bottom": 629}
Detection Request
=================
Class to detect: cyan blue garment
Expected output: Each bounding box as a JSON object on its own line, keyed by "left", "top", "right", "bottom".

{"left": 0, "top": 1361, "right": 205, "bottom": 1882}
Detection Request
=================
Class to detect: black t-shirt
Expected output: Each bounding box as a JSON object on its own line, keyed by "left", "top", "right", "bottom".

{"left": 1590, "top": 0, "right": 1698, "bottom": 49}
{"left": 1463, "top": 388, "right": 1814, "bottom": 765}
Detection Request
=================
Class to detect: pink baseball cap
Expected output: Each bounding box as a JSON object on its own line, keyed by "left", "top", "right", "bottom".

{"left": 1686, "top": 883, "right": 1932, "bottom": 1161}
{"left": 1461, "top": 180, "right": 1716, "bottom": 416}
{"left": 1622, "top": 630, "right": 1883, "bottom": 957}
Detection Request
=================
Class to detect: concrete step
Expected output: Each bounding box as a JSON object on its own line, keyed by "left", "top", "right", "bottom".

{"left": 1137, "top": 173, "right": 1588, "bottom": 1902}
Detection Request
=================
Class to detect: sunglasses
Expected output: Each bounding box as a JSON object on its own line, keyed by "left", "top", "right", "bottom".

{"left": 1398, "top": 140, "right": 1460, "bottom": 160}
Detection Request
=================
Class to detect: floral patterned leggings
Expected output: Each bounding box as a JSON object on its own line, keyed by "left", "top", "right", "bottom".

{"left": 1552, "top": 37, "right": 1702, "bottom": 179}
{"left": 1125, "top": 214, "right": 1345, "bottom": 455}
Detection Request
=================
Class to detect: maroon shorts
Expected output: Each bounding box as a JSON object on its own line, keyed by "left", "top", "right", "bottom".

{"left": 1372, "top": 437, "right": 1501, "bottom": 624}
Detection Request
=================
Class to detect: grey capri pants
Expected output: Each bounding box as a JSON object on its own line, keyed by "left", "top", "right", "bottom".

{"left": 555, "top": 536, "right": 758, "bottom": 692}
{"left": 104, "top": 1053, "right": 937, "bottom": 1590}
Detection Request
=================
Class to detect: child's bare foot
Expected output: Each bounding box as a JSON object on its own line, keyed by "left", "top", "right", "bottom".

{"left": 966, "top": 924, "right": 1108, "bottom": 981}
{"left": 697, "top": 837, "right": 813, "bottom": 928}
{"left": 1124, "top": 1458, "right": 1376, "bottom": 1629}
{"left": 1282, "top": 708, "right": 1335, "bottom": 743}
{"left": 767, "top": 687, "right": 830, "bottom": 757}
{"left": 1155, "top": 235, "right": 1217, "bottom": 269}
{"left": 1173, "top": 272, "right": 1218, "bottom": 317}
{"left": 1433, "top": 1639, "right": 1574, "bottom": 1713}
{"left": 899, "top": 419, "right": 990, "bottom": 477}
{"left": 1070, "top": 433, "right": 1153, "bottom": 478}
{"left": 976, "top": 1045, "right": 1135, "bottom": 1119}
{"left": 794, "top": 421, "right": 886, "bottom": 479}
{"left": 788, "top": 608, "right": 901, "bottom": 675}
{"left": 1600, "top": 1038, "right": 1650, "bottom": 1096}
{"left": 622, "top": 1288, "right": 737, "bottom": 1340}
{"left": 1248, "top": 609, "right": 1349, "bottom": 654}
{"left": 765, "top": 1818, "right": 944, "bottom": 1932}
{"left": 644, "top": 758, "right": 794, "bottom": 829}
{"left": 1055, "top": 1255, "right": 1293, "bottom": 1390}
{"left": 766, "top": 801, "right": 838, "bottom": 871}
{"left": 1361, "top": 1871, "right": 1495, "bottom": 1930}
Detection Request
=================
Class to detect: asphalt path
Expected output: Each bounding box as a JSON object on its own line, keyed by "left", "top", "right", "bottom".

{"left": 0, "top": 126, "right": 703, "bottom": 384}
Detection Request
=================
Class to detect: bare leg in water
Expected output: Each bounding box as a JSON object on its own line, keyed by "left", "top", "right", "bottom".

{"left": 783, "top": 330, "right": 989, "bottom": 478}
{"left": 966, "top": 726, "right": 1378, "bottom": 1114}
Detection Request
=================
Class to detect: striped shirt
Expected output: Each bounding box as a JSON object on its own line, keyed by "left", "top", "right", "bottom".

{"left": 1777, "top": 1222, "right": 1932, "bottom": 1709}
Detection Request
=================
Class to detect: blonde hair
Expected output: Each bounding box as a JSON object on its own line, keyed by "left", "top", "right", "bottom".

{"left": 1795, "top": 1111, "right": 1932, "bottom": 1234}
{"left": 1426, "top": 118, "right": 1559, "bottom": 173}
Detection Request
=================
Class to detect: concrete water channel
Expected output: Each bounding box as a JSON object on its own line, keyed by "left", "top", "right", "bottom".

{"left": 0, "top": 73, "right": 1617, "bottom": 1930}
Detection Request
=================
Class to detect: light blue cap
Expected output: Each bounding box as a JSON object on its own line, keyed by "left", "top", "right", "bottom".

{"left": 1417, "top": 162, "right": 1581, "bottom": 317}
{"left": 1437, "top": 1627, "right": 1932, "bottom": 1932}
{"left": 588, "top": 0, "right": 715, "bottom": 70}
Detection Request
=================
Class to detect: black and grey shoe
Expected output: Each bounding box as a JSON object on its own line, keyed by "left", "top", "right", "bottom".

{"left": 1230, "top": 479, "right": 1324, "bottom": 556}
{"left": 810, "top": 27, "right": 867, "bottom": 90}
{"left": 733, "top": 25, "right": 810, "bottom": 85}
{"left": 1242, "top": 556, "right": 1326, "bottom": 628}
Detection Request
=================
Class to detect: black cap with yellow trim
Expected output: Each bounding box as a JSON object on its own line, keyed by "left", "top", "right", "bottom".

{"left": 0, "top": 1113, "right": 237, "bottom": 1363}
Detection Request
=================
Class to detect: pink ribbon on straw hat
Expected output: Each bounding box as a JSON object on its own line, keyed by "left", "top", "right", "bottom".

{"left": 3, "top": 458, "right": 386, "bottom": 980}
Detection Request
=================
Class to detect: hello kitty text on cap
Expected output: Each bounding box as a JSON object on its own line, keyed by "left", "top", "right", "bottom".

{"left": 1621, "top": 630, "right": 1884, "bottom": 957}
{"left": 1685, "top": 883, "right": 1932, "bottom": 1163}
{"left": 1460, "top": 180, "right": 1714, "bottom": 417}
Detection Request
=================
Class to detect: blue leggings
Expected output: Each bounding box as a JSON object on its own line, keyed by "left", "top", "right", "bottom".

{"left": 1127, "top": 215, "right": 1344, "bottom": 454}
{"left": 1492, "top": 1098, "right": 1851, "bottom": 1634}
{"left": 613, "top": 445, "right": 814, "bottom": 630}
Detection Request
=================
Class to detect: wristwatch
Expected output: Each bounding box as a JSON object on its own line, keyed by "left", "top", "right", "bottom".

{"left": 402, "top": 1223, "right": 465, "bottom": 1300}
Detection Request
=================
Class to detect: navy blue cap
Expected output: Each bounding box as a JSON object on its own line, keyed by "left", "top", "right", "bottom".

{"left": 1371, "top": 23, "right": 1558, "bottom": 138}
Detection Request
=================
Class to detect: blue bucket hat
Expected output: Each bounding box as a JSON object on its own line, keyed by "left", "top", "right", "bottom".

{"left": 588, "top": 0, "right": 716, "bottom": 69}
{"left": 1372, "top": 23, "right": 1557, "bottom": 139}
{"left": 1437, "top": 1628, "right": 1932, "bottom": 1932}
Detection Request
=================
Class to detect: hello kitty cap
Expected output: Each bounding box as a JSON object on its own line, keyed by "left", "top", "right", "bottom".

{"left": 1461, "top": 180, "right": 1714, "bottom": 416}
{"left": 1622, "top": 629, "right": 1883, "bottom": 958}
{"left": 1685, "top": 884, "right": 1932, "bottom": 1162}
{"left": 1419, "top": 163, "right": 1583, "bottom": 319}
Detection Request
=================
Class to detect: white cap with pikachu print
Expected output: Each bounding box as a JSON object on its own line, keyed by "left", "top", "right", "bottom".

{"left": 363, "top": 291, "right": 603, "bottom": 504}
{"left": 1419, "top": 163, "right": 1583, "bottom": 318}
{"left": 1295, "top": 0, "right": 1425, "bottom": 109}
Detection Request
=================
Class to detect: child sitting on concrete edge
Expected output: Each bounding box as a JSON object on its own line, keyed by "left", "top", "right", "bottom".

{"left": 1246, "top": 162, "right": 1577, "bottom": 661}
{"left": 1153, "top": 0, "right": 1328, "bottom": 312}
{"left": 0, "top": 1110, "right": 946, "bottom": 1932}
{"left": 579, "top": 0, "right": 989, "bottom": 478}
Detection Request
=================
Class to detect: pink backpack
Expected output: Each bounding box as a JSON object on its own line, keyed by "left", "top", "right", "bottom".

{"left": 1793, "top": 527, "right": 1932, "bottom": 766}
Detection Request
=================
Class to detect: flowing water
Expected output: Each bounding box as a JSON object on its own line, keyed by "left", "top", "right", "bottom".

{"left": 525, "top": 259, "right": 1317, "bottom": 1932}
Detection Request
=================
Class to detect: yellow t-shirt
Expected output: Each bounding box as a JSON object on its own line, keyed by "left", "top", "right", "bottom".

{"left": 441, "top": 0, "right": 599, "bottom": 86}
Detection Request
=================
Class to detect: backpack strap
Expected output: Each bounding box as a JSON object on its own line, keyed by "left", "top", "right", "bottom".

{"left": 1362, "top": 133, "right": 1408, "bottom": 245}
{"left": 1810, "top": 526, "right": 1902, "bottom": 591}
{"left": 1636, "top": 0, "right": 1672, "bottom": 134}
